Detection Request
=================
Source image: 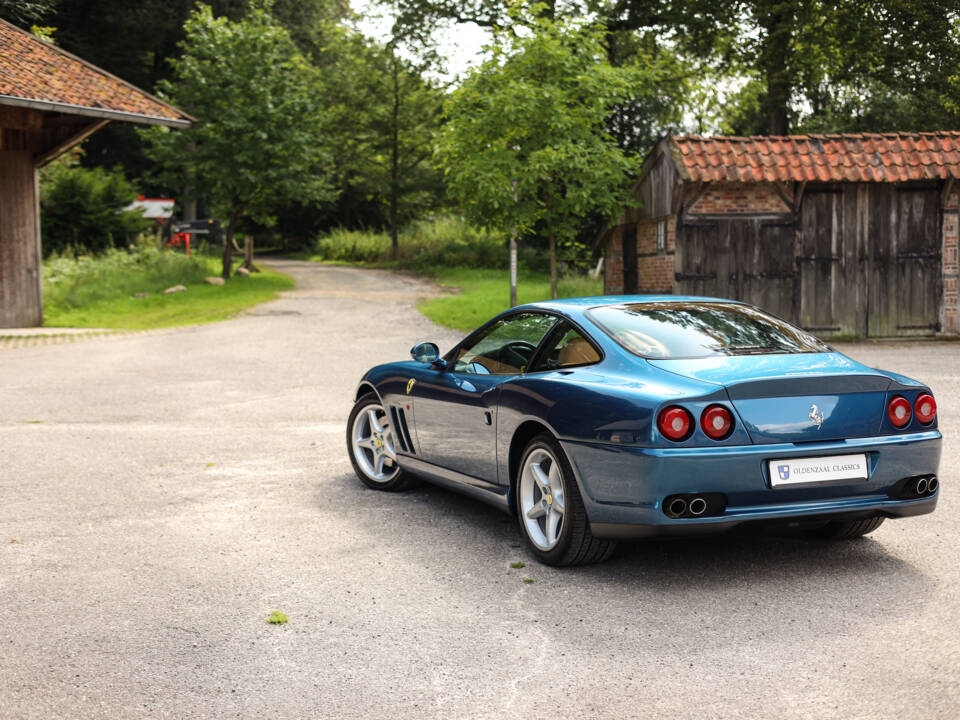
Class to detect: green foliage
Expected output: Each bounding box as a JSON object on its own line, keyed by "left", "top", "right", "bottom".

{"left": 309, "top": 30, "right": 446, "bottom": 247}
{"left": 0, "top": 0, "right": 55, "bottom": 24}
{"left": 266, "top": 611, "right": 289, "bottom": 625}
{"left": 604, "top": 28, "right": 691, "bottom": 155}
{"left": 701, "top": 0, "right": 960, "bottom": 134}
{"left": 44, "top": 244, "right": 209, "bottom": 310}
{"left": 43, "top": 244, "right": 293, "bottom": 329}
{"left": 141, "top": 3, "right": 335, "bottom": 274}
{"left": 418, "top": 267, "right": 603, "bottom": 331}
{"left": 435, "top": 8, "right": 638, "bottom": 293}
{"left": 719, "top": 78, "right": 767, "bottom": 136}
{"left": 509, "top": 561, "right": 525, "bottom": 569}
{"left": 39, "top": 152, "right": 152, "bottom": 257}
{"left": 307, "top": 216, "right": 545, "bottom": 271}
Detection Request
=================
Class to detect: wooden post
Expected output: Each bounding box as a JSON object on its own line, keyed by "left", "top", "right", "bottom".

{"left": 0, "top": 150, "right": 43, "bottom": 327}
{"left": 509, "top": 231, "right": 518, "bottom": 308}
{"left": 240, "top": 235, "right": 260, "bottom": 272}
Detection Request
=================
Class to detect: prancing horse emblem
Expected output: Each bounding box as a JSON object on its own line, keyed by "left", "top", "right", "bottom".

{"left": 809, "top": 404, "right": 824, "bottom": 429}
{"left": 406, "top": 378, "right": 416, "bottom": 395}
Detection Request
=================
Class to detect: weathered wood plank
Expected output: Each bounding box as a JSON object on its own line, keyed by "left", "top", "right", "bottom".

{"left": 0, "top": 150, "right": 43, "bottom": 327}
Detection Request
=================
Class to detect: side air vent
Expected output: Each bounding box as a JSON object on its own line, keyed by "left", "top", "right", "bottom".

{"left": 390, "top": 406, "right": 416, "bottom": 455}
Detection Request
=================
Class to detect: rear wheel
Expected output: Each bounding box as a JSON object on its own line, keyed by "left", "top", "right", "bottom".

{"left": 807, "top": 516, "right": 885, "bottom": 540}
{"left": 347, "top": 394, "right": 414, "bottom": 491}
{"left": 516, "top": 433, "right": 616, "bottom": 566}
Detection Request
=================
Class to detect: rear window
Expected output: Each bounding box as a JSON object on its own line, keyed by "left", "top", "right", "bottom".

{"left": 586, "top": 302, "right": 831, "bottom": 359}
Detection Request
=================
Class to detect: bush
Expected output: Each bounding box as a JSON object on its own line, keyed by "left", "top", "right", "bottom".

{"left": 40, "top": 156, "right": 152, "bottom": 257}
{"left": 44, "top": 243, "right": 210, "bottom": 311}
{"left": 310, "top": 216, "right": 548, "bottom": 272}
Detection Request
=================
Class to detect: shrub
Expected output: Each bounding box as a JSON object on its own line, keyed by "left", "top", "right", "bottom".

{"left": 44, "top": 244, "right": 210, "bottom": 310}
{"left": 310, "top": 216, "right": 548, "bottom": 272}
{"left": 40, "top": 155, "right": 152, "bottom": 257}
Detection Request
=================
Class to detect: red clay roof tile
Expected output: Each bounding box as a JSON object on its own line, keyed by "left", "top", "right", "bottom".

{"left": 0, "top": 19, "right": 190, "bottom": 125}
{"left": 670, "top": 133, "right": 960, "bottom": 183}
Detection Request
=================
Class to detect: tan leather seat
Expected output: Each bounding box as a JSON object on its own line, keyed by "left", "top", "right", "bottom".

{"left": 557, "top": 337, "right": 599, "bottom": 367}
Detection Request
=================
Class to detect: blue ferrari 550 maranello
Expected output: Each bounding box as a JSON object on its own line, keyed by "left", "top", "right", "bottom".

{"left": 347, "top": 296, "right": 941, "bottom": 566}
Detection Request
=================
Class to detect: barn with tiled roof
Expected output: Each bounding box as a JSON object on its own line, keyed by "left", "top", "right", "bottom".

{"left": 604, "top": 133, "right": 960, "bottom": 337}
{"left": 0, "top": 18, "right": 192, "bottom": 328}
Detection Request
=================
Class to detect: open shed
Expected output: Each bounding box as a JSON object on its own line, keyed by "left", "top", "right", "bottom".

{"left": 0, "top": 19, "right": 191, "bottom": 328}
{"left": 603, "top": 133, "right": 960, "bottom": 338}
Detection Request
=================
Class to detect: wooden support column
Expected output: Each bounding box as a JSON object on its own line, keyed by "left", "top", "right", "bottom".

{"left": 0, "top": 149, "right": 43, "bottom": 327}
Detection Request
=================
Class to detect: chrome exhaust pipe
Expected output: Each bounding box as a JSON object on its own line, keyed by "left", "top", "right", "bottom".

{"left": 927, "top": 476, "right": 938, "bottom": 494}
{"left": 915, "top": 478, "right": 928, "bottom": 495}
{"left": 666, "top": 497, "right": 687, "bottom": 518}
{"left": 688, "top": 497, "right": 707, "bottom": 516}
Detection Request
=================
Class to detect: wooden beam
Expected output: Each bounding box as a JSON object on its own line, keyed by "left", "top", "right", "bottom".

{"left": 794, "top": 181, "right": 808, "bottom": 208}
{"left": 941, "top": 177, "right": 955, "bottom": 204}
{"left": 34, "top": 118, "right": 108, "bottom": 167}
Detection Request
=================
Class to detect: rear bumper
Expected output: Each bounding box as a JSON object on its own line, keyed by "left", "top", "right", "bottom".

{"left": 560, "top": 431, "right": 942, "bottom": 539}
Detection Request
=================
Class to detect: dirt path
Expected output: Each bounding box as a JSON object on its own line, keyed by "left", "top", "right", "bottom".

{"left": 1, "top": 260, "right": 957, "bottom": 719}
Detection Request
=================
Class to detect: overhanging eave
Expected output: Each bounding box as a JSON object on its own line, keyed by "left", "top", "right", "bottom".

{"left": 0, "top": 94, "right": 192, "bottom": 128}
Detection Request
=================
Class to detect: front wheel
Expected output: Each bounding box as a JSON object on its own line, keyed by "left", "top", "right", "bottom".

{"left": 346, "top": 394, "right": 414, "bottom": 491}
{"left": 516, "top": 434, "right": 616, "bottom": 566}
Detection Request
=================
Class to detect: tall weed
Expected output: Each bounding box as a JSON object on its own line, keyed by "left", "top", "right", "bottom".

{"left": 44, "top": 245, "right": 212, "bottom": 310}
{"left": 311, "top": 216, "right": 548, "bottom": 272}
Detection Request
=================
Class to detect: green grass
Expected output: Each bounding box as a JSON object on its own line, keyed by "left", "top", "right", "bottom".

{"left": 509, "top": 561, "right": 526, "bottom": 569}
{"left": 43, "top": 246, "right": 294, "bottom": 330}
{"left": 419, "top": 268, "right": 603, "bottom": 332}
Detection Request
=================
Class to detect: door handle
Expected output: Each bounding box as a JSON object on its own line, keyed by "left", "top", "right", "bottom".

{"left": 483, "top": 411, "right": 492, "bottom": 426}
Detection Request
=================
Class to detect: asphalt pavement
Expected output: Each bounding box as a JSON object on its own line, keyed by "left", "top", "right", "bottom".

{"left": 1, "top": 259, "right": 958, "bottom": 719}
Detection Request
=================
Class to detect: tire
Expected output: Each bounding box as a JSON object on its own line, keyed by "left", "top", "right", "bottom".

{"left": 346, "top": 394, "right": 415, "bottom": 491}
{"left": 807, "top": 516, "right": 885, "bottom": 540}
{"left": 515, "top": 433, "right": 616, "bottom": 566}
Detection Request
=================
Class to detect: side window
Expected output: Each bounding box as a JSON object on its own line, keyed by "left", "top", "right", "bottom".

{"left": 530, "top": 324, "right": 601, "bottom": 371}
{"left": 453, "top": 313, "right": 557, "bottom": 375}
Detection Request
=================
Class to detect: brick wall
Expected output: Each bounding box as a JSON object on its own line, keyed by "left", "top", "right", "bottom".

{"left": 943, "top": 189, "right": 959, "bottom": 335}
{"left": 688, "top": 182, "right": 791, "bottom": 215}
{"left": 605, "top": 217, "right": 676, "bottom": 294}
{"left": 635, "top": 216, "right": 675, "bottom": 293}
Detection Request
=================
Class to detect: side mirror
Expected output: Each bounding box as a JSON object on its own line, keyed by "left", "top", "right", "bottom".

{"left": 411, "top": 342, "right": 440, "bottom": 364}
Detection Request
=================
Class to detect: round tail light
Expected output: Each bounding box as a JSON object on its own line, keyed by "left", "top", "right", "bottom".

{"left": 701, "top": 404, "right": 734, "bottom": 440}
{"left": 915, "top": 393, "right": 937, "bottom": 424}
{"left": 658, "top": 406, "right": 692, "bottom": 441}
{"left": 888, "top": 396, "right": 912, "bottom": 428}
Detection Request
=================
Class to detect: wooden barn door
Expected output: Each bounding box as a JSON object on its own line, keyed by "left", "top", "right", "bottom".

{"left": 674, "top": 221, "right": 736, "bottom": 299}
{"left": 868, "top": 186, "right": 941, "bottom": 336}
{"left": 735, "top": 219, "right": 797, "bottom": 322}
{"left": 798, "top": 189, "right": 847, "bottom": 334}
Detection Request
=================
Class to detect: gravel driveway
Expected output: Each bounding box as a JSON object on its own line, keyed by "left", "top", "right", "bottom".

{"left": 1, "top": 259, "right": 957, "bottom": 719}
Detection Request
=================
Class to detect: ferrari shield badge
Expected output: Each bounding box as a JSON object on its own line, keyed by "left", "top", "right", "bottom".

{"left": 406, "top": 378, "right": 416, "bottom": 395}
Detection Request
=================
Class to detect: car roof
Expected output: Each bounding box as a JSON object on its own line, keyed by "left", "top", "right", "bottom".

{"left": 517, "top": 295, "right": 747, "bottom": 315}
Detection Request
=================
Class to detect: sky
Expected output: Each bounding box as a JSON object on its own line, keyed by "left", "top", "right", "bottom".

{"left": 352, "top": 1, "right": 491, "bottom": 82}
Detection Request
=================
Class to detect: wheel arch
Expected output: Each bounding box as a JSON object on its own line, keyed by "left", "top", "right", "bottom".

{"left": 355, "top": 381, "right": 379, "bottom": 401}
{"left": 507, "top": 420, "right": 555, "bottom": 509}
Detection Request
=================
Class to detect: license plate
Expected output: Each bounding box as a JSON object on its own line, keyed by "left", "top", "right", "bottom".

{"left": 768, "top": 453, "right": 868, "bottom": 487}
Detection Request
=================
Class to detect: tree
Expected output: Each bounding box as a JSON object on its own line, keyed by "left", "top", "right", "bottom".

{"left": 388, "top": 0, "right": 960, "bottom": 136}
{"left": 435, "top": 9, "right": 638, "bottom": 299}
{"left": 141, "top": 3, "right": 335, "bottom": 278}
{"left": 0, "top": 0, "right": 55, "bottom": 24}
{"left": 358, "top": 42, "right": 445, "bottom": 258}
